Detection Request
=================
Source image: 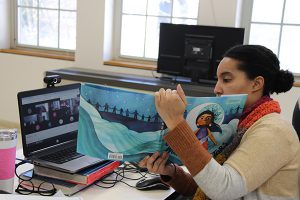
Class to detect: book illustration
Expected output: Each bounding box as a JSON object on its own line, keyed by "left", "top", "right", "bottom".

{"left": 185, "top": 96, "right": 245, "bottom": 157}
{"left": 193, "top": 109, "right": 222, "bottom": 150}
{"left": 77, "top": 83, "right": 247, "bottom": 164}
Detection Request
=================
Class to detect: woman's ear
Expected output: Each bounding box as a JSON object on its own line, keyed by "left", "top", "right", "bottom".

{"left": 252, "top": 76, "right": 264, "bottom": 92}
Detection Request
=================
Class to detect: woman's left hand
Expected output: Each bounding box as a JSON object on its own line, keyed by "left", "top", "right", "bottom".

{"left": 138, "top": 152, "right": 175, "bottom": 176}
{"left": 155, "top": 84, "right": 187, "bottom": 130}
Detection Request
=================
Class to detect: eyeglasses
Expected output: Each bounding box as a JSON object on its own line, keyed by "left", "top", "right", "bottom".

{"left": 15, "top": 180, "right": 57, "bottom": 196}
{"left": 15, "top": 160, "right": 57, "bottom": 196}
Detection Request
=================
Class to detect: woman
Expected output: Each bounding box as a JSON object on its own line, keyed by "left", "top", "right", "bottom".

{"left": 139, "top": 45, "right": 299, "bottom": 200}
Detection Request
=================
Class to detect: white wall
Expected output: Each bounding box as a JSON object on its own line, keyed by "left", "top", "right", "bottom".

{"left": 199, "top": 0, "right": 238, "bottom": 26}
{"left": 272, "top": 87, "right": 300, "bottom": 122}
{"left": 0, "top": 0, "right": 10, "bottom": 48}
{"left": 0, "top": 0, "right": 298, "bottom": 126}
{"left": 0, "top": 53, "right": 74, "bottom": 125}
{"left": 103, "top": 0, "right": 114, "bottom": 61}
{"left": 75, "top": 0, "right": 105, "bottom": 69}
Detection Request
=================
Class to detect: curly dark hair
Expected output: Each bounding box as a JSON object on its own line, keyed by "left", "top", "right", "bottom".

{"left": 223, "top": 45, "right": 294, "bottom": 95}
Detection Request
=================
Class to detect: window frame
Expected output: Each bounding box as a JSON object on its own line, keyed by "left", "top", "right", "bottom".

{"left": 113, "top": 0, "right": 200, "bottom": 63}
{"left": 240, "top": 0, "right": 300, "bottom": 76}
{"left": 11, "top": 0, "right": 77, "bottom": 53}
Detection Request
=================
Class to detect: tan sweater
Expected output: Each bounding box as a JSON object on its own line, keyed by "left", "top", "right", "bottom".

{"left": 163, "top": 113, "right": 300, "bottom": 200}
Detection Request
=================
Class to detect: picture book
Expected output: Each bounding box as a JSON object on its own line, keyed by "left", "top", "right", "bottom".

{"left": 77, "top": 83, "right": 247, "bottom": 164}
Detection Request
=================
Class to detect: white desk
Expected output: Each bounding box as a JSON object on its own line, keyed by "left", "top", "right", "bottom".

{"left": 14, "top": 149, "right": 174, "bottom": 200}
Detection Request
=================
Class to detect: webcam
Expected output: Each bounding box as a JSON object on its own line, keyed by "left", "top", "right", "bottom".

{"left": 44, "top": 75, "right": 61, "bottom": 88}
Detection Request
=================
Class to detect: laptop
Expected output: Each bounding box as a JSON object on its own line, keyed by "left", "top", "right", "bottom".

{"left": 17, "top": 83, "right": 103, "bottom": 173}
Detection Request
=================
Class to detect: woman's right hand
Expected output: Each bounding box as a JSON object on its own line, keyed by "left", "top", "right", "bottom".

{"left": 155, "top": 84, "right": 187, "bottom": 130}
{"left": 138, "top": 151, "right": 175, "bottom": 177}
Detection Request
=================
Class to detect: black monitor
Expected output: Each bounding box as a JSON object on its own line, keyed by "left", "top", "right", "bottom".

{"left": 157, "top": 23, "right": 245, "bottom": 83}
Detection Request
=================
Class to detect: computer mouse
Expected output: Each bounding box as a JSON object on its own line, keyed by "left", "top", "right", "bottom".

{"left": 136, "top": 176, "right": 170, "bottom": 191}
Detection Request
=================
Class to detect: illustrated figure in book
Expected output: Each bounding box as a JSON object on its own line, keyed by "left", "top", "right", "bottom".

{"left": 194, "top": 110, "right": 221, "bottom": 150}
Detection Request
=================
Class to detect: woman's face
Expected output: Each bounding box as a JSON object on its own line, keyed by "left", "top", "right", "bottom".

{"left": 214, "top": 57, "right": 257, "bottom": 107}
{"left": 197, "top": 114, "right": 212, "bottom": 126}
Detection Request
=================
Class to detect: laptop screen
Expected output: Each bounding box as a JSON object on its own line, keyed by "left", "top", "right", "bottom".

{"left": 17, "top": 83, "right": 81, "bottom": 157}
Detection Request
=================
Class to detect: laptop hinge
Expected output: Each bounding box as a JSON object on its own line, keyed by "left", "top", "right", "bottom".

{"left": 28, "top": 140, "right": 76, "bottom": 157}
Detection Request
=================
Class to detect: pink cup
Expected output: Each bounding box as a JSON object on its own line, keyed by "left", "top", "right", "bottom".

{"left": 0, "top": 129, "right": 17, "bottom": 193}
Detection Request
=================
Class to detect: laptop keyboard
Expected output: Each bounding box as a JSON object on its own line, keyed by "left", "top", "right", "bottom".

{"left": 39, "top": 147, "right": 84, "bottom": 164}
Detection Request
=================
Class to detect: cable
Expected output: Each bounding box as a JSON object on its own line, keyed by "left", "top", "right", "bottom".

{"left": 94, "top": 162, "right": 153, "bottom": 189}
{"left": 15, "top": 158, "right": 33, "bottom": 163}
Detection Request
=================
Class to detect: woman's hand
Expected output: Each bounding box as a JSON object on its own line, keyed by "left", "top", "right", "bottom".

{"left": 138, "top": 152, "right": 175, "bottom": 177}
{"left": 155, "top": 84, "right": 187, "bottom": 130}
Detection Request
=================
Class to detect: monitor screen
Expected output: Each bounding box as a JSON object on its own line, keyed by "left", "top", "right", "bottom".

{"left": 157, "top": 23, "right": 245, "bottom": 83}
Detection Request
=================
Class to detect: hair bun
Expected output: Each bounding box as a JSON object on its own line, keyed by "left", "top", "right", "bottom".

{"left": 272, "top": 70, "right": 294, "bottom": 93}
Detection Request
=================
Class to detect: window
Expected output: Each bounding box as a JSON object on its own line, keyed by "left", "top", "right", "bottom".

{"left": 117, "top": 0, "right": 200, "bottom": 60}
{"left": 247, "top": 0, "right": 300, "bottom": 74}
{"left": 14, "top": 0, "right": 77, "bottom": 51}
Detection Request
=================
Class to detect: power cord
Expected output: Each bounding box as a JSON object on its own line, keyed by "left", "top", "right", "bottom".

{"left": 94, "top": 162, "right": 153, "bottom": 189}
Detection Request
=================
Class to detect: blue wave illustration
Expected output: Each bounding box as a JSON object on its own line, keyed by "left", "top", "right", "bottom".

{"left": 77, "top": 96, "right": 176, "bottom": 162}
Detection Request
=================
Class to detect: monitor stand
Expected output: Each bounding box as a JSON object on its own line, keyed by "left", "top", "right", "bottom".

{"left": 159, "top": 76, "right": 191, "bottom": 83}
{"left": 159, "top": 75, "right": 215, "bottom": 85}
{"left": 197, "top": 78, "right": 217, "bottom": 85}
{"left": 173, "top": 76, "right": 192, "bottom": 83}
{"left": 174, "top": 75, "right": 216, "bottom": 86}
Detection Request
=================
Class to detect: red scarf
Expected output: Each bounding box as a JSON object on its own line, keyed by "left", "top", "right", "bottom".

{"left": 218, "top": 95, "right": 281, "bottom": 162}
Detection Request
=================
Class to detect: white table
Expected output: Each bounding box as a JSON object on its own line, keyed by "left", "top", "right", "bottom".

{"left": 14, "top": 149, "right": 174, "bottom": 200}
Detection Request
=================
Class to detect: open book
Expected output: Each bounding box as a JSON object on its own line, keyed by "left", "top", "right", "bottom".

{"left": 77, "top": 83, "right": 247, "bottom": 164}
